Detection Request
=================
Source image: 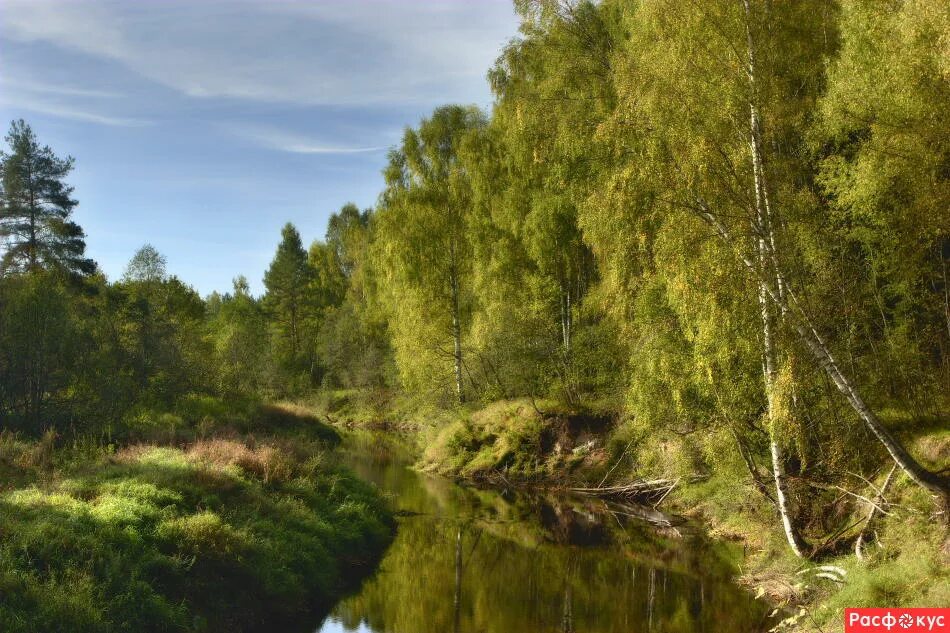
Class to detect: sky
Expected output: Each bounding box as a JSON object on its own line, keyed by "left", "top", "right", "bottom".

{"left": 0, "top": 0, "right": 520, "bottom": 295}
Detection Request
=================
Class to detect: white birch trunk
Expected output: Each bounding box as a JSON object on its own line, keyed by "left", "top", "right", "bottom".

{"left": 744, "top": 0, "right": 809, "bottom": 557}
{"left": 450, "top": 244, "right": 464, "bottom": 404}
{"left": 695, "top": 201, "right": 950, "bottom": 497}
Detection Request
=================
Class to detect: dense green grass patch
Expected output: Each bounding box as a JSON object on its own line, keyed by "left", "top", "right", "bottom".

{"left": 0, "top": 436, "right": 392, "bottom": 633}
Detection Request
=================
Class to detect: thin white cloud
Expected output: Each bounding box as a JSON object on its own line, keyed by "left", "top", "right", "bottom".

{"left": 0, "top": 0, "right": 518, "bottom": 107}
{"left": 223, "top": 123, "right": 385, "bottom": 155}
{"left": 274, "top": 144, "right": 386, "bottom": 156}
{"left": 3, "top": 77, "right": 122, "bottom": 99}
{"left": 0, "top": 53, "right": 142, "bottom": 126}
{"left": 0, "top": 94, "right": 150, "bottom": 127}
{"left": 1, "top": 0, "right": 127, "bottom": 59}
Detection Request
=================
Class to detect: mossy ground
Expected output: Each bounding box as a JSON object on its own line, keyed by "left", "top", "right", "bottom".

{"left": 416, "top": 399, "right": 612, "bottom": 482}
{"left": 0, "top": 402, "right": 393, "bottom": 633}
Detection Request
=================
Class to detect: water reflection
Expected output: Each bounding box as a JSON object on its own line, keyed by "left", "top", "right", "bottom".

{"left": 316, "top": 433, "right": 769, "bottom": 633}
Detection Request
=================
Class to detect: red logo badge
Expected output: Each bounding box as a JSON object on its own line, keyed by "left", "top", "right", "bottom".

{"left": 845, "top": 609, "right": 949, "bottom": 632}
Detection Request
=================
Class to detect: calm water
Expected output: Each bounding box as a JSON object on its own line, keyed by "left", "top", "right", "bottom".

{"left": 315, "top": 433, "right": 771, "bottom": 633}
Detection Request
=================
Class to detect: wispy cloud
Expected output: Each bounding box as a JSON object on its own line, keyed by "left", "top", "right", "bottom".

{"left": 222, "top": 123, "right": 386, "bottom": 155}
{"left": 0, "top": 94, "right": 150, "bottom": 127}
{"left": 0, "top": 0, "right": 517, "bottom": 107}
{"left": 0, "top": 62, "right": 144, "bottom": 126}
{"left": 3, "top": 77, "right": 122, "bottom": 100}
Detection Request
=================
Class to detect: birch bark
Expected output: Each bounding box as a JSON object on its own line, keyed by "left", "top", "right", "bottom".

{"left": 743, "top": 0, "right": 810, "bottom": 556}
{"left": 694, "top": 200, "right": 950, "bottom": 497}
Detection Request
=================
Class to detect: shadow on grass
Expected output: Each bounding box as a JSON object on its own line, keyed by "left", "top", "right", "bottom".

{"left": 255, "top": 403, "right": 341, "bottom": 445}
{"left": 0, "top": 443, "right": 392, "bottom": 633}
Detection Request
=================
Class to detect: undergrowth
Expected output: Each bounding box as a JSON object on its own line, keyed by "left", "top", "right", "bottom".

{"left": 0, "top": 405, "right": 393, "bottom": 633}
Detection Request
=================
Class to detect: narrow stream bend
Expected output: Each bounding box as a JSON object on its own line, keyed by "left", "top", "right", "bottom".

{"left": 316, "top": 433, "right": 771, "bottom": 633}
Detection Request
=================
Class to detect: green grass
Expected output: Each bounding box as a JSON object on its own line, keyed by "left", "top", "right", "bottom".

{"left": 306, "top": 388, "right": 455, "bottom": 434}
{"left": 418, "top": 398, "right": 609, "bottom": 482}
{"left": 420, "top": 400, "right": 546, "bottom": 479}
{"left": 0, "top": 432, "right": 392, "bottom": 632}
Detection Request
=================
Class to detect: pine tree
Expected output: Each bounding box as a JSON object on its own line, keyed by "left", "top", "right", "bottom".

{"left": 0, "top": 120, "right": 94, "bottom": 277}
{"left": 263, "top": 223, "right": 316, "bottom": 376}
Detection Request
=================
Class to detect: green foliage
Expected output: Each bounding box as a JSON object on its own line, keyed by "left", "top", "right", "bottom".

{"left": 460, "top": 1, "right": 621, "bottom": 405}
{"left": 263, "top": 223, "right": 317, "bottom": 389}
{"left": 0, "top": 272, "right": 79, "bottom": 431}
{"left": 310, "top": 204, "right": 392, "bottom": 390}
{"left": 0, "top": 437, "right": 391, "bottom": 632}
{"left": 815, "top": 0, "right": 950, "bottom": 406}
{"left": 375, "top": 106, "right": 486, "bottom": 402}
{"left": 207, "top": 277, "right": 269, "bottom": 396}
{"left": 0, "top": 119, "right": 94, "bottom": 277}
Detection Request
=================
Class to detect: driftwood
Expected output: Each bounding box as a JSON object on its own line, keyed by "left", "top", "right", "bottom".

{"left": 569, "top": 479, "right": 678, "bottom": 503}
{"left": 605, "top": 500, "right": 681, "bottom": 528}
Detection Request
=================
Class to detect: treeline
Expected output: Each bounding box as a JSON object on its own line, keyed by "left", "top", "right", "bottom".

{"left": 1, "top": 0, "right": 948, "bottom": 557}
{"left": 0, "top": 115, "right": 383, "bottom": 434}
{"left": 324, "top": 0, "right": 950, "bottom": 555}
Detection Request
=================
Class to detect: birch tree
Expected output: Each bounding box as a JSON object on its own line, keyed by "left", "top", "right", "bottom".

{"left": 584, "top": 0, "right": 948, "bottom": 520}
{"left": 582, "top": 0, "right": 842, "bottom": 554}
{"left": 461, "top": 0, "right": 621, "bottom": 403}
{"left": 375, "top": 106, "right": 485, "bottom": 403}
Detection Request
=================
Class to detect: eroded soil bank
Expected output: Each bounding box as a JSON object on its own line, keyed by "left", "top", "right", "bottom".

{"left": 313, "top": 391, "right": 950, "bottom": 633}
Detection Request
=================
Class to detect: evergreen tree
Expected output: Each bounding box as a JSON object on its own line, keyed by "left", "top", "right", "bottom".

{"left": 0, "top": 120, "right": 94, "bottom": 277}
{"left": 263, "top": 223, "right": 316, "bottom": 382}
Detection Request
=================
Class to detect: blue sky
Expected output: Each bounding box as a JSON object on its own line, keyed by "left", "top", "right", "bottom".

{"left": 0, "top": 0, "right": 520, "bottom": 295}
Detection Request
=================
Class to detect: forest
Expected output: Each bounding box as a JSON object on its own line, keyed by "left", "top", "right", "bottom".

{"left": 0, "top": 0, "right": 947, "bottom": 632}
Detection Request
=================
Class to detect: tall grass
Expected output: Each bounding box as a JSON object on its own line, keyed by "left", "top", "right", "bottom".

{"left": 0, "top": 432, "right": 392, "bottom": 632}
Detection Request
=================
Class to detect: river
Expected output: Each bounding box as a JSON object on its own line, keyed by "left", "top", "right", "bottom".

{"left": 314, "top": 432, "right": 772, "bottom": 633}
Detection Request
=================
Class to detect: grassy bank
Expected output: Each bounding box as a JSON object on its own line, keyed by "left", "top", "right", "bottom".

{"left": 309, "top": 391, "right": 613, "bottom": 483}
{"left": 0, "top": 403, "right": 394, "bottom": 633}
{"left": 313, "top": 390, "right": 949, "bottom": 633}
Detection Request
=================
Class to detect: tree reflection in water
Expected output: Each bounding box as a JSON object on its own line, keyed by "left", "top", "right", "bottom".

{"left": 315, "top": 434, "right": 771, "bottom": 633}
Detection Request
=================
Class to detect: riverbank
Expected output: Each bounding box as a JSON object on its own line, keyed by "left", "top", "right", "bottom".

{"left": 0, "top": 402, "right": 394, "bottom": 633}
{"left": 310, "top": 390, "right": 950, "bottom": 633}
{"left": 323, "top": 429, "right": 774, "bottom": 633}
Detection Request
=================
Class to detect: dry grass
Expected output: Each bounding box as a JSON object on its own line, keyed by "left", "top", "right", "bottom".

{"left": 16, "top": 428, "right": 58, "bottom": 470}
{"left": 188, "top": 439, "right": 294, "bottom": 484}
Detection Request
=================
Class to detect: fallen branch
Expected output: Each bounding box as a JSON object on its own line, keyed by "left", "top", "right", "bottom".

{"left": 653, "top": 477, "right": 681, "bottom": 509}
{"left": 569, "top": 478, "right": 678, "bottom": 503}
{"left": 597, "top": 436, "right": 636, "bottom": 488}
{"left": 799, "top": 479, "right": 892, "bottom": 517}
{"left": 856, "top": 465, "right": 898, "bottom": 561}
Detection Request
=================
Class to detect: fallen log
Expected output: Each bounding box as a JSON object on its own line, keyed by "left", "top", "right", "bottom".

{"left": 569, "top": 479, "right": 678, "bottom": 503}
